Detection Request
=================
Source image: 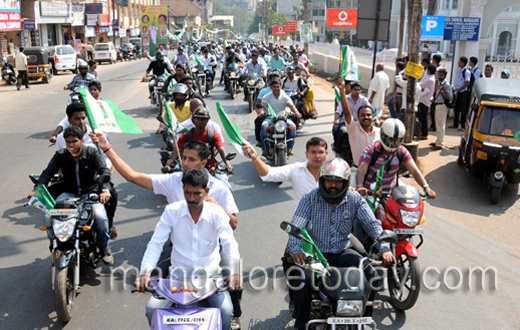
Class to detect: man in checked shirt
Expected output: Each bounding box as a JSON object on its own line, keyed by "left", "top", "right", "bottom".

{"left": 287, "top": 158, "right": 396, "bottom": 330}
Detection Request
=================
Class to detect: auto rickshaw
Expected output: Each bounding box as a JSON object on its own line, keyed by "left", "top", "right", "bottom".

{"left": 24, "top": 47, "right": 52, "bottom": 84}
{"left": 458, "top": 78, "right": 520, "bottom": 204}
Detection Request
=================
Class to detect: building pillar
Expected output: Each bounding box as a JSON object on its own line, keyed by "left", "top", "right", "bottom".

{"left": 463, "top": 0, "right": 488, "bottom": 57}
{"left": 491, "top": 21, "right": 499, "bottom": 57}
{"left": 515, "top": 22, "right": 520, "bottom": 57}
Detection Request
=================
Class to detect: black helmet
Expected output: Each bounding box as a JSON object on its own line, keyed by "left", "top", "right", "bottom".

{"left": 286, "top": 66, "right": 295, "bottom": 73}
{"left": 192, "top": 106, "right": 211, "bottom": 119}
{"left": 173, "top": 83, "right": 189, "bottom": 104}
{"left": 318, "top": 158, "right": 351, "bottom": 205}
{"left": 155, "top": 51, "right": 164, "bottom": 61}
{"left": 228, "top": 49, "right": 235, "bottom": 58}
{"left": 178, "top": 46, "right": 184, "bottom": 51}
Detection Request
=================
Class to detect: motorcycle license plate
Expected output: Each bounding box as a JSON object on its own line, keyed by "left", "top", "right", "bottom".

{"left": 394, "top": 228, "right": 423, "bottom": 235}
{"left": 163, "top": 315, "right": 206, "bottom": 325}
{"left": 48, "top": 209, "right": 78, "bottom": 216}
{"left": 327, "top": 317, "right": 373, "bottom": 325}
{"left": 272, "top": 134, "right": 285, "bottom": 139}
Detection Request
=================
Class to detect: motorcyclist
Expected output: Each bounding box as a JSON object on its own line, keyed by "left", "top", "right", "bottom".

{"left": 180, "top": 74, "right": 206, "bottom": 107}
{"left": 176, "top": 45, "right": 188, "bottom": 66}
{"left": 166, "top": 83, "right": 192, "bottom": 123}
{"left": 200, "top": 46, "right": 217, "bottom": 85}
{"left": 145, "top": 51, "right": 173, "bottom": 101}
{"left": 33, "top": 125, "right": 114, "bottom": 265}
{"left": 297, "top": 48, "right": 309, "bottom": 62}
{"left": 63, "top": 60, "right": 95, "bottom": 90}
{"left": 287, "top": 158, "right": 396, "bottom": 330}
{"left": 162, "top": 63, "right": 186, "bottom": 99}
{"left": 223, "top": 49, "right": 245, "bottom": 92}
{"left": 282, "top": 66, "right": 308, "bottom": 96}
{"left": 260, "top": 78, "right": 301, "bottom": 155}
{"left": 242, "top": 50, "right": 267, "bottom": 102}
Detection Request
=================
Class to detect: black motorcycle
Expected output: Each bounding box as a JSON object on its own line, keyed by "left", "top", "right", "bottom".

{"left": 284, "top": 88, "right": 306, "bottom": 130}
{"left": 31, "top": 174, "right": 111, "bottom": 323}
{"left": 281, "top": 221, "right": 398, "bottom": 330}
{"left": 264, "top": 111, "right": 295, "bottom": 166}
{"left": 156, "top": 116, "right": 183, "bottom": 173}
{"left": 246, "top": 71, "right": 265, "bottom": 113}
{"left": 2, "top": 57, "right": 16, "bottom": 85}
{"left": 188, "top": 59, "right": 211, "bottom": 98}
{"left": 150, "top": 74, "right": 166, "bottom": 115}
{"left": 225, "top": 62, "right": 240, "bottom": 100}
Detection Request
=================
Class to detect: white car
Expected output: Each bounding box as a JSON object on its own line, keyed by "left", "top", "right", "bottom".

{"left": 51, "top": 45, "right": 77, "bottom": 74}
{"left": 372, "top": 48, "right": 407, "bottom": 62}
{"left": 93, "top": 43, "right": 117, "bottom": 64}
{"left": 431, "top": 51, "right": 446, "bottom": 60}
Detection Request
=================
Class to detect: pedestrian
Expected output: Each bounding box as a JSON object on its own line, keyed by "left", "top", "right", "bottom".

{"left": 8, "top": 38, "right": 15, "bottom": 55}
{"left": 430, "top": 54, "right": 442, "bottom": 132}
{"left": 15, "top": 47, "right": 29, "bottom": 90}
{"left": 386, "top": 58, "right": 405, "bottom": 118}
{"left": 420, "top": 58, "right": 430, "bottom": 81}
{"left": 469, "top": 56, "right": 482, "bottom": 81}
{"left": 501, "top": 69, "right": 510, "bottom": 79}
{"left": 431, "top": 68, "right": 453, "bottom": 150}
{"left": 418, "top": 64, "right": 436, "bottom": 140}
{"left": 368, "top": 63, "right": 390, "bottom": 121}
{"left": 484, "top": 64, "right": 494, "bottom": 78}
{"left": 450, "top": 56, "right": 471, "bottom": 131}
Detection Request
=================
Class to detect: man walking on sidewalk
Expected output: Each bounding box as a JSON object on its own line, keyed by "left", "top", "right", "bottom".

{"left": 450, "top": 56, "right": 471, "bottom": 131}
{"left": 15, "top": 47, "right": 29, "bottom": 90}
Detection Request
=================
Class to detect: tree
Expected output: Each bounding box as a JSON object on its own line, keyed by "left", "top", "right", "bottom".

{"left": 267, "top": 11, "right": 287, "bottom": 28}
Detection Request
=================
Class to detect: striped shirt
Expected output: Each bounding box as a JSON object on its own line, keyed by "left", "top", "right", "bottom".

{"left": 288, "top": 189, "right": 390, "bottom": 255}
{"left": 359, "top": 141, "right": 412, "bottom": 190}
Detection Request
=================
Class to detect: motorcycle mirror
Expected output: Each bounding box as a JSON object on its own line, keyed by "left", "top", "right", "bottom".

{"left": 378, "top": 230, "right": 398, "bottom": 245}
{"left": 96, "top": 174, "right": 111, "bottom": 185}
{"left": 225, "top": 152, "right": 237, "bottom": 161}
{"left": 156, "top": 115, "right": 167, "bottom": 125}
{"left": 280, "top": 221, "right": 305, "bottom": 241}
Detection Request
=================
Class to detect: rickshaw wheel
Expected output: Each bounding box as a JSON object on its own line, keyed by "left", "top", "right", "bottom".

{"left": 457, "top": 146, "right": 464, "bottom": 166}
{"left": 491, "top": 187, "right": 501, "bottom": 205}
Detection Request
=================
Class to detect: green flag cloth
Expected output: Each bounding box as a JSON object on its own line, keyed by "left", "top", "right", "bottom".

{"left": 301, "top": 227, "right": 329, "bottom": 268}
{"left": 164, "top": 101, "right": 189, "bottom": 134}
{"left": 366, "top": 162, "right": 385, "bottom": 213}
{"left": 194, "top": 54, "right": 204, "bottom": 67}
{"left": 267, "top": 102, "right": 277, "bottom": 120}
{"left": 341, "top": 45, "right": 361, "bottom": 81}
{"left": 216, "top": 102, "right": 252, "bottom": 155}
{"left": 333, "top": 86, "right": 341, "bottom": 105}
{"left": 79, "top": 87, "right": 142, "bottom": 134}
{"left": 29, "top": 185, "right": 56, "bottom": 212}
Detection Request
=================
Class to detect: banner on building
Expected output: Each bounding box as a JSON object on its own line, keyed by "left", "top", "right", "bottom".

{"left": 286, "top": 21, "right": 296, "bottom": 33}
{"left": 0, "top": 0, "right": 21, "bottom": 31}
{"left": 116, "top": 0, "right": 128, "bottom": 7}
{"left": 119, "top": 29, "right": 126, "bottom": 37}
{"left": 23, "top": 19, "right": 35, "bottom": 30}
{"left": 140, "top": 6, "right": 168, "bottom": 56}
{"left": 85, "top": 4, "right": 103, "bottom": 14}
{"left": 71, "top": 4, "right": 84, "bottom": 27}
{"left": 99, "top": 14, "right": 111, "bottom": 27}
{"left": 326, "top": 9, "right": 358, "bottom": 28}
{"left": 87, "top": 14, "right": 97, "bottom": 26}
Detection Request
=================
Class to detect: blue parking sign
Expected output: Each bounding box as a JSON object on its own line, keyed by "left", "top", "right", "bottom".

{"left": 421, "top": 16, "right": 445, "bottom": 41}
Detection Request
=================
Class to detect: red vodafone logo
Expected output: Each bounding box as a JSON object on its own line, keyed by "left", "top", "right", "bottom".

{"left": 278, "top": 26, "right": 283, "bottom": 32}
{"left": 327, "top": 9, "right": 358, "bottom": 28}
{"left": 338, "top": 11, "right": 348, "bottom": 21}
{"left": 273, "top": 26, "right": 287, "bottom": 35}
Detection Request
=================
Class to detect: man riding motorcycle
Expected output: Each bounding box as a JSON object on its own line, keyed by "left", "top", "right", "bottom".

{"left": 242, "top": 51, "right": 267, "bottom": 102}
{"left": 145, "top": 51, "right": 173, "bottom": 101}
{"left": 166, "top": 83, "right": 192, "bottom": 123}
{"left": 200, "top": 46, "right": 217, "bottom": 85}
{"left": 281, "top": 66, "right": 308, "bottom": 95}
{"left": 286, "top": 158, "right": 396, "bottom": 330}
{"left": 222, "top": 49, "right": 245, "bottom": 92}
{"left": 176, "top": 45, "right": 188, "bottom": 66}
{"left": 63, "top": 60, "right": 95, "bottom": 91}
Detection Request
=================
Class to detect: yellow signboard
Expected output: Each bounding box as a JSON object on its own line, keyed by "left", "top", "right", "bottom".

{"left": 404, "top": 62, "right": 424, "bottom": 80}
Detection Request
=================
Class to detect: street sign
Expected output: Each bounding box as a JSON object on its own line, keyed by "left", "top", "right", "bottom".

{"left": 23, "top": 19, "right": 36, "bottom": 30}
{"left": 286, "top": 21, "right": 296, "bottom": 33}
{"left": 357, "top": 0, "right": 393, "bottom": 41}
{"left": 273, "top": 26, "right": 287, "bottom": 36}
{"left": 444, "top": 17, "right": 481, "bottom": 41}
{"left": 404, "top": 62, "right": 423, "bottom": 80}
{"left": 421, "top": 16, "right": 445, "bottom": 41}
{"left": 326, "top": 9, "right": 358, "bottom": 28}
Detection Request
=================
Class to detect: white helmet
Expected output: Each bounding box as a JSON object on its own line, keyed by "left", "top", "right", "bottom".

{"left": 380, "top": 118, "right": 406, "bottom": 152}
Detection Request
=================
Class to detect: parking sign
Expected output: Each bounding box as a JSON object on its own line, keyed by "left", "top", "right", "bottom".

{"left": 421, "top": 16, "right": 445, "bottom": 41}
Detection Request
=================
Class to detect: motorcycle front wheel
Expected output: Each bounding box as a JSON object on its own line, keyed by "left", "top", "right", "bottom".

{"left": 158, "top": 93, "right": 163, "bottom": 116}
{"left": 54, "top": 267, "right": 75, "bottom": 322}
{"left": 230, "top": 82, "right": 236, "bottom": 100}
{"left": 388, "top": 253, "right": 421, "bottom": 311}
{"left": 277, "top": 147, "right": 287, "bottom": 166}
{"left": 198, "top": 78, "right": 205, "bottom": 98}
{"left": 6, "top": 79, "right": 12, "bottom": 85}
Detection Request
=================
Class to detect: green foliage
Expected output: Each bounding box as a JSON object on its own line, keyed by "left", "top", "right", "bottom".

{"left": 213, "top": 0, "right": 254, "bottom": 35}
{"left": 267, "top": 11, "right": 287, "bottom": 27}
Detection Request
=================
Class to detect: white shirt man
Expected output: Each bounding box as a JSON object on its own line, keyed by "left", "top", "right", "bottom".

{"left": 368, "top": 64, "right": 390, "bottom": 118}
{"left": 262, "top": 91, "right": 293, "bottom": 113}
{"left": 282, "top": 76, "right": 300, "bottom": 90}
{"left": 244, "top": 58, "right": 267, "bottom": 76}
{"left": 15, "top": 50, "right": 27, "bottom": 71}
{"left": 199, "top": 53, "right": 216, "bottom": 70}
{"left": 335, "top": 89, "right": 371, "bottom": 122}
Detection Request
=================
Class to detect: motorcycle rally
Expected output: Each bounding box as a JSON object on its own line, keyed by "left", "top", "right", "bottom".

{"left": 2, "top": 1, "right": 518, "bottom": 329}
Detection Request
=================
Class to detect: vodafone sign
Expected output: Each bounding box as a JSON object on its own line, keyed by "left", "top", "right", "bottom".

{"left": 327, "top": 9, "right": 358, "bottom": 28}
{"left": 273, "top": 26, "right": 287, "bottom": 36}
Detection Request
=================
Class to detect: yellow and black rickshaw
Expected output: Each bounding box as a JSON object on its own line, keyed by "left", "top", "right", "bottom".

{"left": 25, "top": 47, "right": 52, "bottom": 84}
{"left": 458, "top": 78, "right": 520, "bottom": 204}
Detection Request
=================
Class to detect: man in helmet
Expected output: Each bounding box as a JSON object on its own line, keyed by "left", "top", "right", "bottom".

{"left": 223, "top": 49, "right": 245, "bottom": 92}
{"left": 145, "top": 51, "right": 173, "bottom": 101}
{"left": 281, "top": 66, "right": 308, "bottom": 96}
{"left": 242, "top": 50, "right": 267, "bottom": 101}
{"left": 166, "top": 83, "right": 192, "bottom": 123}
{"left": 64, "top": 60, "right": 95, "bottom": 90}
{"left": 287, "top": 158, "right": 396, "bottom": 330}
{"left": 297, "top": 48, "right": 308, "bottom": 62}
{"left": 356, "top": 118, "right": 436, "bottom": 199}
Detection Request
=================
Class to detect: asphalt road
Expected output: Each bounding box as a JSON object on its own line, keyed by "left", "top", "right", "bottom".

{"left": 1, "top": 59, "right": 519, "bottom": 330}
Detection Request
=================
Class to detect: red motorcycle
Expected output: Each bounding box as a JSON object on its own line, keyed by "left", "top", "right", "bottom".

{"left": 368, "top": 185, "right": 426, "bottom": 310}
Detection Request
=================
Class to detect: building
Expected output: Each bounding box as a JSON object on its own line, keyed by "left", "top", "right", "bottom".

{"left": 163, "top": 0, "right": 203, "bottom": 38}
{"left": 311, "top": 0, "right": 327, "bottom": 42}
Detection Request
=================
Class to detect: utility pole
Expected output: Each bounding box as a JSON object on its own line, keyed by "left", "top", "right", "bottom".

{"left": 397, "top": 0, "right": 405, "bottom": 58}
{"left": 404, "top": 0, "right": 423, "bottom": 146}
{"left": 112, "top": 0, "right": 116, "bottom": 45}
{"left": 421, "top": 0, "right": 438, "bottom": 60}
{"left": 303, "top": 0, "right": 309, "bottom": 55}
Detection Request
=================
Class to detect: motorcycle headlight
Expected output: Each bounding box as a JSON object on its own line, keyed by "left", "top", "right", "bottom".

{"left": 248, "top": 79, "right": 255, "bottom": 85}
{"left": 191, "top": 67, "right": 198, "bottom": 73}
{"left": 336, "top": 300, "right": 363, "bottom": 316}
{"left": 274, "top": 121, "right": 287, "bottom": 133}
{"left": 400, "top": 210, "right": 421, "bottom": 227}
{"left": 52, "top": 218, "right": 77, "bottom": 242}
{"left": 230, "top": 72, "right": 236, "bottom": 77}
{"left": 157, "top": 82, "right": 164, "bottom": 87}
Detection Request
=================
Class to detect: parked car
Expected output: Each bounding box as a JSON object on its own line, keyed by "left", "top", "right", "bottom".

{"left": 93, "top": 43, "right": 117, "bottom": 64}
{"left": 50, "top": 45, "right": 77, "bottom": 75}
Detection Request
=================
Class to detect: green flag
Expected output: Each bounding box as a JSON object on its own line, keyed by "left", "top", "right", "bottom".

{"left": 301, "top": 227, "right": 329, "bottom": 268}
{"left": 29, "top": 185, "right": 56, "bottom": 213}
{"left": 164, "top": 101, "right": 189, "bottom": 134}
{"left": 216, "top": 102, "right": 252, "bottom": 155}
{"left": 340, "top": 45, "right": 361, "bottom": 81}
{"left": 333, "top": 86, "right": 341, "bottom": 105}
{"left": 266, "top": 102, "right": 277, "bottom": 120}
{"left": 366, "top": 162, "right": 385, "bottom": 213}
{"left": 79, "top": 87, "right": 142, "bottom": 134}
{"left": 194, "top": 54, "right": 204, "bottom": 68}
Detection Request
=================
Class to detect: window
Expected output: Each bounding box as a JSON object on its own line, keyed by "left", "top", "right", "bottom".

{"left": 477, "top": 107, "right": 520, "bottom": 137}
{"left": 56, "top": 46, "right": 75, "bottom": 54}
{"left": 312, "top": 8, "right": 325, "bottom": 16}
{"left": 95, "top": 44, "right": 110, "bottom": 51}
{"left": 337, "top": 1, "right": 341, "bottom": 7}
{"left": 328, "top": 0, "right": 334, "bottom": 7}
{"left": 451, "top": 0, "right": 458, "bottom": 9}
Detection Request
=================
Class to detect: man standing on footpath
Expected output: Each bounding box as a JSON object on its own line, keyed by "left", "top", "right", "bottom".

{"left": 15, "top": 47, "right": 29, "bottom": 90}
{"left": 417, "top": 64, "right": 436, "bottom": 140}
{"left": 368, "top": 63, "right": 390, "bottom": 121}
{"left": 431, "top": 68, "right": 453, "bottom": 150}
{"left": 450, "top": 56, "right": 471, "bottom": 131}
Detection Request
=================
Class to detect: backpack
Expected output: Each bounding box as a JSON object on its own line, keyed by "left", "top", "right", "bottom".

{"left": 364, "top": 144, "right": 405, "bottom": 186}
{"left": 436, "top": 81, "right": 456, "bottom": 109}
{"left": 185, "top": 128, "right": 215, "bottom": 150}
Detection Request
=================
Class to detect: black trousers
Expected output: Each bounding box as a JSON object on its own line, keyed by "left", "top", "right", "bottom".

{"left": 430, "top": 103, "right": 436, "bottom": 130}
{"left": 453, "top": 91, "right": 468, "bottom": 128}
{"left": 254, "top": 115, "right": 268, "bottom": 142}
{"left": 17, "top": 70, "right": 28, "bottom": 88}
{"left": 289, "top": 248, "right": 381, "bottom": 329}
{"left": 418, "top": 102, "right": 429, "bottom": 137}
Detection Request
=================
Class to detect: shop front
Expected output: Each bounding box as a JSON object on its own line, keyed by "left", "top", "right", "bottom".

{"left": 0, "top": 0, "right": 22, "bottom": 57}
{"left": 35, "top": 1, "right": 72, "bottom": 47}
{"left": 71, "top": 3, "right": 85, "bottom": 44}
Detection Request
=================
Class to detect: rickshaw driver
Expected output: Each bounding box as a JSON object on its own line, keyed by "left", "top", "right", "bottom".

{"left": 490, "top": 111, "right": 520, "bottom": 136}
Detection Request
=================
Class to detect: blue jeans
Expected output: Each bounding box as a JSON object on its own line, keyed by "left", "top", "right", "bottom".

{"left": 260, "top": 117, "right": 296, "bottom": 151}
{"left": 44, "top": 192, "right": 110, "bottom": 250}
{"left": 146, "top": 285, "right": 233, "bottom": 330}
{"left": 387, "top": 95, "right": 398, "bottom": 118}
{"left": 332, "top": 123, "right": 347, "bottom": 152}
{"left": 206, "top": 67, "right": 216, "bottom": 82}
